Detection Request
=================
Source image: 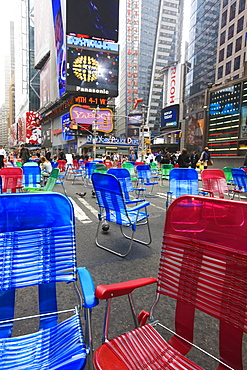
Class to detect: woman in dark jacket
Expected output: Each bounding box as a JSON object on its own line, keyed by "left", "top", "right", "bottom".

{"left": 177, "top": 148, "right": 190, "bottom": 168}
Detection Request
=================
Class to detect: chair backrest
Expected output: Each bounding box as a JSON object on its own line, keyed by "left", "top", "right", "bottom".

{"left": 44, "top": 168, "right": 60, "bottom": 191}
{"left": 56, "top": 160, "right": 67, "bottom": 172}
{"left": 136, "top": 164, "right": 152, "bottom": 181}
{"left": 231, "top": 168, "right": 247, "bottom": 191}
{"left": 0, "top": 192, "right": 76, "bottom": 336}
{"left": 169, "top": 168, "right": 199, "bottom": 197}
{"left": 161, "top": 164, "right": 174, "bottom": 179}
{"left": 85, "top": 161, "right": 97, "bottom": 178}
{"left": 22, "top": 164, "right": 41, "bottom": 187}
{"left": 72, "top": 160, "right": 80, "bottom": 170}
{"left": 159, "top": 195, "right": 247, "bottom": 370}
{"left": 108, "top": 168, "right": 134, "bottom": 202}
{"left": 16, "top": 161, "right": 23, "bottom": 167}
{"left": 122, "top": 162, "right": 136, "bottom": 178}
{"left": 201, "top": 168, "right": 229, "bottom": 198}
{"left": 222, "top": 166, "right": 233, "bottom": 181}
{"left": 92, "top": 173, "right": 128, "bottom": 224}
{"left": 23, "top": 161, "right": 38, "bottom": 166}
{"left": 0, "top": 167, "right": 23, "bottom": 193}
{"left": 95, "top": 163, "right": 107, "bottom": 173}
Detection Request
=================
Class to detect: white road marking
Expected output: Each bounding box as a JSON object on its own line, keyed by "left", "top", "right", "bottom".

{"left": 77, "top": 197, "right": 99, "bottom": 218}
{"left": 69, "top": 197, "right": 92, "bottom": 223}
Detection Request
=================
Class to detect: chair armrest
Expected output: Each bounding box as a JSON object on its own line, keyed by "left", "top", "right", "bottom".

{"left": 77, "top": 267, "right": 99, "bottom": 308}
{"left": 128, "top": 201, "right": 150, "bottom": 211}
{"left": 95, "top": 277, "right": 158, "bottom": 299}
{"left": 125, "top": 198, "right": 145, "bottom": 204}
{"left": 199, "top": 189, "right": 210, "bottom": 196}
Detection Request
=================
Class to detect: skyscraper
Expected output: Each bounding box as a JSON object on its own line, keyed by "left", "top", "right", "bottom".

{"left": 183, "top": 0, "right": 221, "bottom": 153}
{"left": 116, "top": 0, "right": 183, "bottom": 137}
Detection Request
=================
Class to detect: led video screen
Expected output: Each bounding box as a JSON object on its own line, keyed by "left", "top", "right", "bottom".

{"left": 66, "top": 47, "right": 119, "bottom": 97}
{"left": 66, "top": 0, "right": 119, "bottom": 42}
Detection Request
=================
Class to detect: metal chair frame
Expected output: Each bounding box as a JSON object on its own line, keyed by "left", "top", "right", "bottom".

{"left": 135, "top": 164, "right": 159, "bottom": 197}
{"left": 92, "top": 173, "right": 152, "bottom": 257}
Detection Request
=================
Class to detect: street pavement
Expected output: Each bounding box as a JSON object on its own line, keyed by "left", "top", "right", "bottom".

{"left": 14, "top": 174, "right": 247, "bottom": 369}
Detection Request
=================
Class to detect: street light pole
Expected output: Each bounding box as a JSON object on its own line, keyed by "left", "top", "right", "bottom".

{"left": 92, "top": 106, "right": 100, "bottom": 160}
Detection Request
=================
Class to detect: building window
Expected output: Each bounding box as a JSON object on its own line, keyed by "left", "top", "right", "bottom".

{"left": 237, "top": 16, "right": 244, "bottom": 33}
{"left": 218, "top": 66, "right": 223, "bottom": 79}
{"left": 227, "top": 43, "right": 233, "bottom": 57}
{"left": 229, "top": 1, "right": 236, "bottom": 20}
{"left": 234, "top": 56, "right": 241, "bottom": 70}
{"left": 225, "top": 61, "right": 231, "bottom": 75}
{"left": 228, "top": 24, "right": 234, "bottom": 39}
{"left": 238, "top": 0, "right": 245, "bottom": 13}
{"left": 219, "top": 48, "right": 224, "bottom": 62}
{"left": 235, "top": 36, "right": 242, "bottom": 52}
{"left": 221, "top": 10, "right": 227, "bottom": 27}
{"left": 223, "top": 0, "right": 228, "bottom": 7}
{"left": 220, "top": 30, "right": 226, "bottom": 45}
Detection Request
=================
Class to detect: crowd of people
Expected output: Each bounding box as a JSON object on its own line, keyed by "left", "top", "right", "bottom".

{"left": 0, "top": 144, "right": 214, "bottom": 173}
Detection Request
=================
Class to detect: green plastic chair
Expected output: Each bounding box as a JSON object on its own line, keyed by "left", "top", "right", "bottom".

{"left": 16, "top": 161, "right": 22, "bottom": 167}
{"left": 222, "top": 166, "right": 234, "bottom": 183}
{"left": 23, "top": 168, "right": 60, "bottom": 192}
{"left": 94, "top": 163, "right": 107, "bottom": 174}
{"left": 160, "top": 164, "right": 174, "bottom": 186}
{"left": 122, "top": 162, "right": 138, "bottom": 181}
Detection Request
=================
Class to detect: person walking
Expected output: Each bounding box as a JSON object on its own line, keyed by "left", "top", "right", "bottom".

{"left": 190, "top": 151, "right": 199, "bottom": 169}
{"left": 155, "top": 150, "right": 164, "bottom": 169}
{"left": 177, "top": 148, "right": 190, "bottom": 168}
{"left": 0, "top": 146, "right": 6, "bottom": 168}
{"left": 200, "top": 147, "right": 211, "bottom": 169}
{"left": 20, "top": 144, "right": 30, "bottom": 164}
{"left": 45, "top": 148, "right": 52, "bottom": 161}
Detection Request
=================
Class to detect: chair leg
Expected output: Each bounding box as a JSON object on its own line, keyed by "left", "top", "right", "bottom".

{"left": 95, "top": 219, "right": 136, "bottom": 257}
{"left": 120, "top": 216, "right": 152, "bottom": 247}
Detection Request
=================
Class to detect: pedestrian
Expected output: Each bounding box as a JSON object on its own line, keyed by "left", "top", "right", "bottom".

{"left": 199, "top": 147, "right": 212, "bottom": 169}
{"left": 45, "top": 148, "right": 52, "bottom": 161}
{"left": 190, "top": 151, "right": 199, "bottom": 169}
{"left": 177, "top": 148, "right": 190, "bottom": 168}
{"left": 0, "top": 146, "right": 6, "bottom": 168}
{"left": 155, "top": 150, "right": 164, "bottom": 169}
{"left": 243, "top": 152, "right": 247, "bottom": 166}
{"left": 128, "top": 150, "right": 137, "bottom": 162}
{"left": 57, "top": 148, "right": 66, "bottom": 161}
{"left": 20, "top": 144, "right": 30, "bottom": 164}
{"left": 161, "top": 148, "right": 170, "bottom": 165}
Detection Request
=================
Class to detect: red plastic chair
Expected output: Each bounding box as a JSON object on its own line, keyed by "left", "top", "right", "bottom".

{"left": 56, "top": 160, "right": 67, "bottom": 172}
{"left": 94, "top": 195, "right": 247, "bottom": 370}
{"left": 201, "top": 168, "right": 231, "bottom": 198}
{"left": 0, "top": 167, "right": 23, "bottom": 193}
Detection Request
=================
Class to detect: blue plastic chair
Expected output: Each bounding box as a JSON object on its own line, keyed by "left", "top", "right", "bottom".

{"left": 231, "top": 168, "right": 247, "bottom": 199}
{"left": 167, "top": 168, "right": 201, "bottom": 209}
{"left": 92, "top": 173, "right": 152, "bottom": 257}
{"left": 22, "top": 163, "right": 41, "bottom": 189}
{"left": 84, "top": 162, "right": 97, "bottom": 186}
{"left": 0, "top": 192, "right": 98, "bottom": 369}
{"left": 56, "top": 164, "right": 69, "bottom": 195}
{"left": 135, "top": 164, "right": 159, "bottom": 196}
{"left": 107, "top": 168, "right": 145, "bottom": 203}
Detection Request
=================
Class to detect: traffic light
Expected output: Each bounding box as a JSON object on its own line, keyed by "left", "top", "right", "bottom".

{"left": 145, "top": 139, "right": 151, "bottom": 144}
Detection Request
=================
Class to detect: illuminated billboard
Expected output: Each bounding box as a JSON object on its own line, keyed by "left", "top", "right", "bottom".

{"left": 66, "top": 47, "right": 119, "bottom": 97}
{"left": 70, "top": 105, "right": 113, "bottom": 133}
{"left": 66, "top": 0, "right": 119, "bottom": 42}
{"left": 128, "top": 114, "right": 142, "bottom": 126}
{"left": 161, "top": 105, "right": 179, "bottom": 129}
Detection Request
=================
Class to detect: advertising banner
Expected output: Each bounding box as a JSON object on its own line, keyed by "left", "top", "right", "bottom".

{"left": 166, "top": 64, "right": 181, "bottom": 106}
{"left": 70, "top": 105, "right": 113, "bottom": 133}
{"left": 161, "top": 105, "right": 179, "bottom": 129}
{"left": 34, "top": 0, "right": 50, "bottom": 67}
{"left": 41, "top": 121, "right": 52, "bottom": 148}
{"left": 40, "top": 59, "right": 51, "bottom": 108}
{"left": 51, "top": 0, "right": 66, "bottom": 97}
{"left": 26, "top": 112, "right": 42, "bottom": 145}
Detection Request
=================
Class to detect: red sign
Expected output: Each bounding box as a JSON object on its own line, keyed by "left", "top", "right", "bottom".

{"left": 26, "top": 111, "right": 42, "bottom": 145}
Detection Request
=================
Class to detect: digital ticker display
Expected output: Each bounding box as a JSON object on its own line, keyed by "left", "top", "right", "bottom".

{"left": 66, "top": 47, "right": 119, "bottom": 97}
{"left": 66, "top": 0, "right": 119, "bottom": 42}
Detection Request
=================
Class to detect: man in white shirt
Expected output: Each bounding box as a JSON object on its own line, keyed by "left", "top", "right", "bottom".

{"left": 0, "top": 146, "right": 6, "bottom": 168}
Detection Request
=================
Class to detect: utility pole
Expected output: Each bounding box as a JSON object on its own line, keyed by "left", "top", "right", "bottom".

{"left": 92, "top": 106, "right": 100, "bottom": 160}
